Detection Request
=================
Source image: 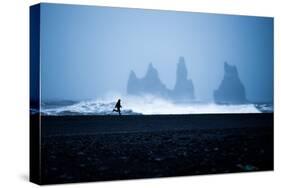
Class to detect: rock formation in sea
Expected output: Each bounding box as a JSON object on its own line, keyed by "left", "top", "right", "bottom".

{"left": 127, "top": 57, "right": 195, "bottom": 101}
{"left": 172, "top": 57, "right": 195, "bottom": 101}
{"left": 127, "top": 63, "right": 170, "bottom": 98}
{"left": 127, "top": 71, "right": 140, "bottom": 95}
{"left": 213, "top": 62, "right": 247, "bottom": 104}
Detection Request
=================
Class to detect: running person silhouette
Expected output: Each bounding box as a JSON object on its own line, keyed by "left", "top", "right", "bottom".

{"left": 113, "top": 99, "right": 122, "bottom": 116}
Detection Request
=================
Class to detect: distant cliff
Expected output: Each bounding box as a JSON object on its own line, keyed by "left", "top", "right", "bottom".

{"left": 214, "top": 62, "right": 247, "bottom": 104}
{"left": 127, "top": 57, "right": 195, "bottom": 101}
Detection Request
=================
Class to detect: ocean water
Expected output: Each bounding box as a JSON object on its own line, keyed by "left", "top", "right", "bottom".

{"left": 34, "top": 97, "right": 273, "bottom": 116}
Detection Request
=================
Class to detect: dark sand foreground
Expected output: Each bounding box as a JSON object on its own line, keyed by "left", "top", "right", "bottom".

{"left": 40, "top": 113, "right": 273, "bottom": 184}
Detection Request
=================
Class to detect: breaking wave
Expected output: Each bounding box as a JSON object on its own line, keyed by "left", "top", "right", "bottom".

{"left": 36, "top": 96, "right": 272, "bottom": 116}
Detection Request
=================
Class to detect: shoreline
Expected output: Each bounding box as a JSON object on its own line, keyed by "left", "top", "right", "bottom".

{"left": 40, "top": 113, "right": 273, "bottom": 137}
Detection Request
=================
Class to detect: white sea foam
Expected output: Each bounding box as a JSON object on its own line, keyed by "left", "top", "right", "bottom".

{"left": 40, "top": 95, "right": 268, "bottom": 116}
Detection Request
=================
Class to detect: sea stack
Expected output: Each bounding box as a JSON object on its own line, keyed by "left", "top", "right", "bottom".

{"left": 127, "top": 63, "right": 169, "bottom": 97}
{"left": 127, "top": 70, "right": 140, "bottom": 95}
{"left": 214, "top": 62, "right": 247, "bottom": 104}
{"left": 127, "top": 57, "right": 196, "bottom": 101}
{"left": 172, "top": 57, "right": 195, "bottom": 101}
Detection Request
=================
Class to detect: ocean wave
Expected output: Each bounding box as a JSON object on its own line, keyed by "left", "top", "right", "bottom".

{"left": 254, "top": 103, "right": 274, "bottom": 113}
{"left": 37, "top": 96, "right": 272, "bottom": 116}
{"left": 41, "top": 100, "right": 141, "bottom": 116}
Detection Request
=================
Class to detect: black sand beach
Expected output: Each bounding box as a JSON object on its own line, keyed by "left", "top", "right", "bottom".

{"left": 40, "top": 113, "right": 273, "bottom": 184}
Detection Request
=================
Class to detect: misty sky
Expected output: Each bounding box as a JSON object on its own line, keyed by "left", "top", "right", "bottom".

{"left": 40, "top": 3, "right": 273, "bottom": 102}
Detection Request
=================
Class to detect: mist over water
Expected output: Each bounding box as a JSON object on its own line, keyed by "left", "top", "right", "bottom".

{"left": 124, "top": 97, "right": 260, "bottom": 115}
{"left": 39, "top": 4, "right": 273, "bottom": 104}
{"left": 33, "top": 4, "right": 274, "bottom": 116}
{"left": 40, "top": 95, "right": 270, "bottom": 116}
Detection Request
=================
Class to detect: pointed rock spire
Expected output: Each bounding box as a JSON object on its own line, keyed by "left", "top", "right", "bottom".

{"left": 127, "top": 63, "right": 168, "bottom": 97}
{"left": 172, "top": 57, "right": 194, "bottom": 101}
{"left": 214, "top": 62, "right": 247, "bottom": 104}
{"left": 127, "top": 57, "right": 196, "bottom": 102}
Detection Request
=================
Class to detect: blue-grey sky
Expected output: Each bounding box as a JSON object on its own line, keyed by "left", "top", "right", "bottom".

{"left": 40, "top": 3, "right": 273, "bottom": 102}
